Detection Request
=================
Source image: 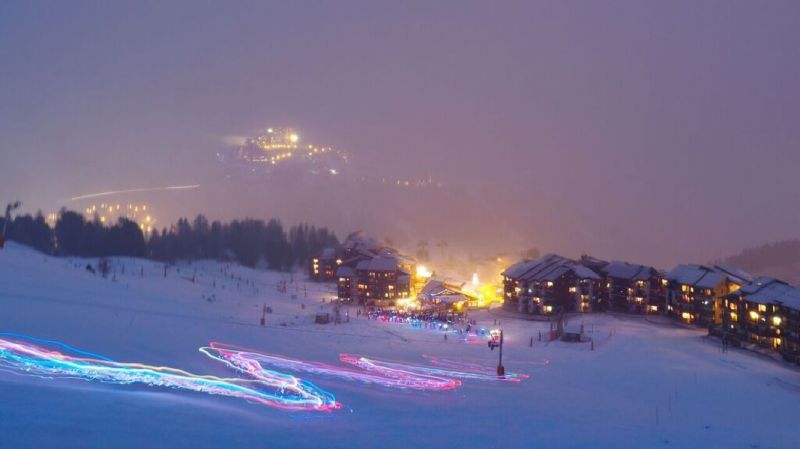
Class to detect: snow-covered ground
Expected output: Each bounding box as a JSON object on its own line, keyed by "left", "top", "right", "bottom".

{"left": 0, "top": 242, "right": 798, "bottom": 449}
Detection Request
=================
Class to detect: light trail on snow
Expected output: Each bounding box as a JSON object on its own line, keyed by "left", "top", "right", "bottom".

{"left": 0, "top": 335, "right": 338, "bottom": 411}
{"left": 201, "top": 343, "right": 460, "bottom": 391}
{"left": 201, "top": 343, "right": 525, "bottom": 393}
{"left": 340, "top": 354, "right": 525, "bottom": 382}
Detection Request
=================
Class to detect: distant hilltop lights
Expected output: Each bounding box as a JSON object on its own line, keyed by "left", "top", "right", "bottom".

{"left": 250, "top": 127, "right": 301, "bottom": 151}
{"left": 225, "top": 126, "right": 343, "bottom": 170}
{"left": 220, "top": 125, "right": 443, "bottom": 189}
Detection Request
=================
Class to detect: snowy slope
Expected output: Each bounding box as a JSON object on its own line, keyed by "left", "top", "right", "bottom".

{"left": 0, "top": 242, "right": 798, "bottom": 449}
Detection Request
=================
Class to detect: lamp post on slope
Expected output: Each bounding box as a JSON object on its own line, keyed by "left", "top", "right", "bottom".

{"left": 488, "top": 328, "right": 505, "bottom": 377}
{"left": 497, "top": 329, "right": 505, "bottom": 376}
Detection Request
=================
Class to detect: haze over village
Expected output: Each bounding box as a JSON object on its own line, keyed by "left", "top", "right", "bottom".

{"left": 1, "top": 1, "right": 799, "bottom": 448}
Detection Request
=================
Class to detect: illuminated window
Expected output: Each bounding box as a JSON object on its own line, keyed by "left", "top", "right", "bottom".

{"left": 730, "top": 312, "right": 738, "bottom": 322}
{"left": 749, "top": 310, "right": 759, "bottom": 321}
{"left": 772, "top": 316, "right": 782, "bottom": 326}
{"left": 758, "top": 304, "right": 767, "bottom": 313}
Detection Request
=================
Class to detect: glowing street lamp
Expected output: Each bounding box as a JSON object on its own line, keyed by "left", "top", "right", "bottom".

{"left": 488, "top": 328, "right": 505, "bottom": 377}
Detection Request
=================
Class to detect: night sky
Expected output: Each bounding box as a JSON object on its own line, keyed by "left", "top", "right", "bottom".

{"left": 1, "top": 0, "right": 799, "bottom": 266}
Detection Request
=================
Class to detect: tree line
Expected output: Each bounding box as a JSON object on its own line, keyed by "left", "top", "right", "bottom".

{"left": 1, "top": 208, "right": 339, "bottom": 270}
{"left": 723, "top": 239, "right": 800, "bottom": 274}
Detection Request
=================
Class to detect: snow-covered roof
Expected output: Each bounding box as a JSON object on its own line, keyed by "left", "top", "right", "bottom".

{"left": 501, "top": 259, "right": 542, "bottom": 278}
{"left": 738, "top": 276, "right": 781, "bottom": 295}
{"left": 355, "top": 256, "right": 398, "bottom": 272}
{"left": 604, "top": 261, "right": 656, "bottom": 281}
{"left": 504, "top": 254, "right": 600, "bottom": 282}
{"left": 572, "top": 264, "right": 601, "bottom": 280}
{"left": 735, "top": 277, "right": 800, "bottom": 309}
{"left": 420, "top": 293, "right": 469, "bottom": 305}
{"left": 666, "top": 264, "right": 752, "bottom": 288}
{"left": 579, "top": 255, "right": 609, "bottom": 271}
{"left": 695, "top": 271, "right": 725, "bottom": 289}
{"left": 712, "top": 264, "right": 753, "bottom": 285}
{"left": 666, "top": 264, "right": 709, "bottom": 285}
{"left": 418, "top": 280, "right": 447, "bottom": 296}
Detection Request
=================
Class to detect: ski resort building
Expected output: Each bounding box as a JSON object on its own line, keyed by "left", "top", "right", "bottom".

{"left": 313, "top": 232, "right": 417, "bottom": 307}
{"left": 723, "top": 277, "right": 800, "bottom": 363}
{"left": 308, "top": 232, "right": 383, "bottom": 282}
{"left": 309, "top": 247, "right": 340, "bottom": 282}
{"left": 665, "top": 264, "right": 752, "bottom": 327}
{"left": 335, "top": 265, "right": 356, "bottom": 301}
{"left": 602, "top": 261, "right": 666, "bottom": 313}
{"left": 502, "top": 254, "right": 603, "bottom": 315}
{"left": 354, "top": 256, "right": 411, "bottom": 307}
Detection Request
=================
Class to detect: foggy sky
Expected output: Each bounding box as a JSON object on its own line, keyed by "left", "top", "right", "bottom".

{"left": 1, "top": 0, "right": 799, "bottom": 268}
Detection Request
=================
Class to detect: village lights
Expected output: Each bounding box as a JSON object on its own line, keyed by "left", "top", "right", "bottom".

{"left": 416, "top": 265, "right": 433, "bottom": 278}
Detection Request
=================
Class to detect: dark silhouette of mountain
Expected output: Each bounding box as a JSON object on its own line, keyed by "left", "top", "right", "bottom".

{"left": 721, "top": 239, "right": 800, "bottom": 284}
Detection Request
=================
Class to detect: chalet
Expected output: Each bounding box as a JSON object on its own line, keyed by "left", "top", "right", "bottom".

{"left": 417, "top": 279, "right": 475, "bottom": 312}
{"left": 353, "top": 256, "right": 411, "bottom": 307}
{"left": 665, "top": 264, "right": 751, "bottom": 327}
{"left": 602, "top": 261, "right": 665, "bottom": 314}
{"left": 723, "top": 277, "right": 800, "bottom": 363}
{"left": 502, "top": 254, "right": 602, "bottom": 315}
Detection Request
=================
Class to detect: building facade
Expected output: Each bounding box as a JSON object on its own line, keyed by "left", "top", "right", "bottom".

{"left": 665, "top": 264, "right": 751, "bottom": 327}
{"left": 723, "top": 277, "right": 800, "bottom": 363}
{"left": 603, "top": 261, "right": 666, "bottom": 314}
{"left": 353, "top": 256, "right": 411, "bottom": 306}
{"left": 502, "top": 254, "right": 602, "bottom": 315}
{"left": 309, "top": 247, "right": 340, "bottom": 282}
